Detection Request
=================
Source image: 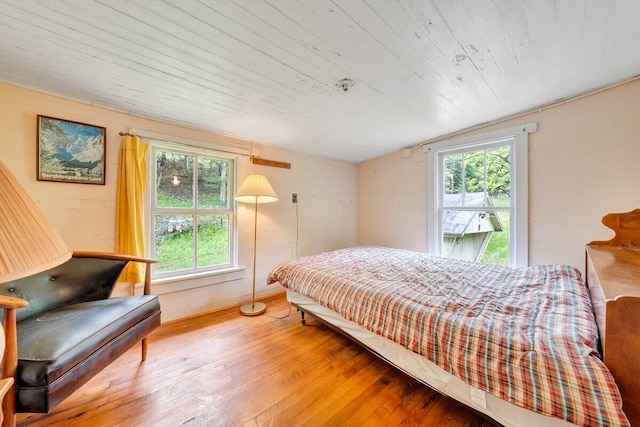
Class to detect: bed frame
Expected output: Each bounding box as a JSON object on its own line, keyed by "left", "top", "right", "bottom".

{"left": 289, "top": 295, "right": 512, "bottom": 426}
{"left": 292, "top": 209, "right": 640, "bottom": 426}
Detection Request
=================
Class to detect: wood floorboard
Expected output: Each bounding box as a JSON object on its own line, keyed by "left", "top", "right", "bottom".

{"left": 17, "top": 294, "right": 497, "bottom": 427}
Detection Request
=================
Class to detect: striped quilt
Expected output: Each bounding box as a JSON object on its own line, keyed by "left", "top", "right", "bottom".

{"left": 268, "top": 246, "right": 629, "bottom": 426}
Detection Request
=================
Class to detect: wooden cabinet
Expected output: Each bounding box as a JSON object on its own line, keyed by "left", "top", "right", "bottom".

{"left": 585, "top": 244, "right": 640, "bottom": 426}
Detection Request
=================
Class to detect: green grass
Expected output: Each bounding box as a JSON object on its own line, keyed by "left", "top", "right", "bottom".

{"left": 480, "top": 194, "right": 510, "bottom": 266}
{"left": 196, "top": 221, "right": 230, "bottom": 267}
{"left": 157, "top": 191, "right": 192, "bottom": 208}
{"left": 157, "top": 190, "right": 228, "bottom": 209}
{"left": 154, "top": 190, "right": 230, "bottom": 273}
{"left": 155, "top": 223, "right": 229, "bottom": 273}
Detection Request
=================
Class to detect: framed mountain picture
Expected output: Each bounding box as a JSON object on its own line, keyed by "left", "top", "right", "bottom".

{"left": 37, "top": 115, "right": 106, "bottom": 184}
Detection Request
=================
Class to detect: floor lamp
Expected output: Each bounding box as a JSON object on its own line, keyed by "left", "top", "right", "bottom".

{"left": 0, "top": 159, "right": 73, "bottom": 427}
{"left": 236, "top": 174, "right": 278, "bottom": 316}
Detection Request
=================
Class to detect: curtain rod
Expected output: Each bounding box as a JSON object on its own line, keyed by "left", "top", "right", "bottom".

{"left": 118, "top": 131, "right": 252, "bottom": 157}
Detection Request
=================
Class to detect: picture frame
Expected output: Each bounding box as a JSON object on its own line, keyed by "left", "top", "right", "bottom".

{"left": 37, "top": 115, "right": 106, "bottom": 185}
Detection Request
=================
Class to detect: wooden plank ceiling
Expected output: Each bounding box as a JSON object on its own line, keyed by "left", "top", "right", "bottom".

{"left": 0, "top": 0, "right": 638, "bottom": 163}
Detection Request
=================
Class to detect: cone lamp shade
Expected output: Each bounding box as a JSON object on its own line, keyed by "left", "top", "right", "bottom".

{"left": 236, "top": 174, "right": 278, "bottom": 316}
{"left": 0, "top": 159, "right": 72, "bottom": 283}
{"left": 236, "top": 174, "right": 278, "bottom": 204}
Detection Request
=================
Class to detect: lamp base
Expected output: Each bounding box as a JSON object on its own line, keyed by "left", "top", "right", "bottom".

{"left": 240, "top": 301, "right": 266, "bottom": 316}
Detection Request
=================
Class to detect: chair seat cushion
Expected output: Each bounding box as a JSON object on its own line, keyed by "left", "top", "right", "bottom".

{"left": 17, "top": 295, "right": 160, "bottom": 387}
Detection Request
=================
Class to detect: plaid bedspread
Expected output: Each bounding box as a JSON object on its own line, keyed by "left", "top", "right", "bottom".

{"left": 268, "top": 246, "right": 629, "bottom": 426}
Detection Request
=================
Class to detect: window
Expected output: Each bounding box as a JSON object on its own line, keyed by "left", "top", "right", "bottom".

{"left": 425, "top": 124, "right": 535, "bottom": 267}
{"left": 150, "top": 145, "right": 235, "bottom": 278}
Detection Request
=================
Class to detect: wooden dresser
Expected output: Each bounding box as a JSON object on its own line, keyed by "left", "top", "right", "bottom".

{"left": 586, "top": 244, "right": 640, "bottom": 426}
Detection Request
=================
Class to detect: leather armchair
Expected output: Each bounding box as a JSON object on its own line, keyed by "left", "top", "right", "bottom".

{"left": 0, "top": 252, "right": 160, "bottom": 425}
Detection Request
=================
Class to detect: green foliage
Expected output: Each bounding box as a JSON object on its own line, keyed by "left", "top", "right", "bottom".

{"left": 155, "top": 150, "right": 229, "bottom": 208}
{"left": 444, "top": 146, "right": 510, "bottom": 195}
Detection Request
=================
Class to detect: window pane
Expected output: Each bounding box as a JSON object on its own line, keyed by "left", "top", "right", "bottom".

{"left": 156, "top": 151, "right": 194, "bottom": 208}
{"left": 154, "top": 215, "right": 194, "bottom": 273}
{"left": 197, "top": 157, "right": 229, "bottom": 209}
{"left": 196, "top": 215, "right": 230, "bottom": 267}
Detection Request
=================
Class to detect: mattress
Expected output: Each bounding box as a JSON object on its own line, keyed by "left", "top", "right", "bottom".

{"left": 269, "top": 246, "right": 629, "bottom": 426}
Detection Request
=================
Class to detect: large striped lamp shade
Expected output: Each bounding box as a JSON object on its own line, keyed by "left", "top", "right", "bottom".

{"left": 0, "top": 159, "right": 72, "bottom": 283}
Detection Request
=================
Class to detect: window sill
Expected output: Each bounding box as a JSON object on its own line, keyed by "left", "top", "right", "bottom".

{"left": 135, "top": 266, "right": 246, "bottom": 295}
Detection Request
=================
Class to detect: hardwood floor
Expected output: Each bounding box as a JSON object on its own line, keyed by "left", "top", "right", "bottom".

{"left": 17, "top": 294, "right": 497, "bottom": 427}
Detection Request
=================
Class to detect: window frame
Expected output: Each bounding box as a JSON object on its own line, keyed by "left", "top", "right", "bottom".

{"left": 424, "top": 123, "right": 536, "bottom": 267}
{"left": 147, "top": 141, "right": 238, "bottom": 280}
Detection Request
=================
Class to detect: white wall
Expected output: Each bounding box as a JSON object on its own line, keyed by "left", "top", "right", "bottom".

{"left": 0, "top": 82, "right": 357, "bottom": 322}
{"left": 357, "top": 78, "right": 640, "bottom": 272}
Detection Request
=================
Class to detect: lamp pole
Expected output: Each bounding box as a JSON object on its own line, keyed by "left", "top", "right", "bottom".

{"left": 240, "top": 196, "right": 267, "bottom": 316}
{"left": 236, "top": 174, "right": 277, "bottom": 316}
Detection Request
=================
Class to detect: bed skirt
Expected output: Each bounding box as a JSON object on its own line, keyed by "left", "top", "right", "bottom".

{"left": 287, "top": 289, "right": 574, "bottom": 427}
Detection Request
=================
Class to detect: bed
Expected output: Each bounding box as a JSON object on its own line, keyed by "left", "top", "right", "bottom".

{"left": 267, "top": 211, "right": 640, "bottom": 427}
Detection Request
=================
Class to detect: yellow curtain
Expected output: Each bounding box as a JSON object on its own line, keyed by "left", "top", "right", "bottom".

{"left": 115, "top": 135, "right": 149, "bottom": 283}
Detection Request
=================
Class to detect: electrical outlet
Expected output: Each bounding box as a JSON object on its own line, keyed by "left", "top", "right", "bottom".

{"left": 292, "top": 193, "right": 298, "bottom": 203}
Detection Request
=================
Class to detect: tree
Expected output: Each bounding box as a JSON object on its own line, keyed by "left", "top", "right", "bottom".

{"left": 444, "top": 146, "right": 510, "bottom": 197}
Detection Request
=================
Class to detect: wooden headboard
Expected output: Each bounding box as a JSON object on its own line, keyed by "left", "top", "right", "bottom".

{"left": 585, "top": 209, "right": 640, "bottom": 426}
{"left": 589, "top": 208, "right": 640, "bottom": 247}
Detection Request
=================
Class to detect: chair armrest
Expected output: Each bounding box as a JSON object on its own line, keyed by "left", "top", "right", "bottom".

{"left": 0, "top": 296, "right": 28, "bottom": 311}
{"left": 72, "top": 251, "right": 156, "bottom": 264}
{"left": 0, "top": 295, "right": 27, "bottom": 427}
{"left": 0, "top": 295, "right": 29, "bottom": 374}
{"left": 71, "top": 252, "right": 157, "bottom": 295}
